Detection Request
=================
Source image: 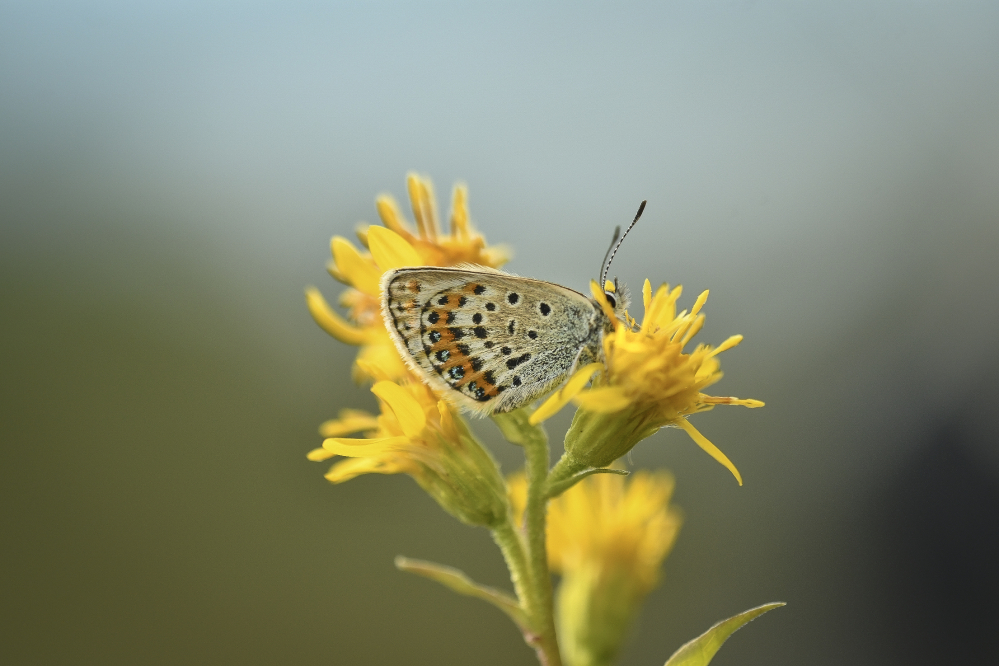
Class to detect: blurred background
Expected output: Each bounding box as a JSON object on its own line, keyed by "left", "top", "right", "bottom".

{"left": 2, "top": 2, "right": 998, "bottom": 664}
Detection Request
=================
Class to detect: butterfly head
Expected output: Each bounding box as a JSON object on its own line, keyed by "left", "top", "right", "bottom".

{"left": 602, "top": 277, "right": 631, "bottom": 321}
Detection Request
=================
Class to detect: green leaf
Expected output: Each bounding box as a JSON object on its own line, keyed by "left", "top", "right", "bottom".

{"left": 545, "top": 466, "right": 629, "bottom": 498}
{"left": 663, "top": 602, "right": 785, "bottom": 666}
{"left": 395, "top": 556, "right": 527, "bottom": 630}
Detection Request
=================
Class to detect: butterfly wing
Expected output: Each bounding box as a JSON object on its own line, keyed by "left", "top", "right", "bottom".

{"left": 381, "top": 266, "right": 604, "bottom": 415}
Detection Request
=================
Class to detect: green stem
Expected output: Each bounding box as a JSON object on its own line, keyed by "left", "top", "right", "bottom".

{"left": 492, "top": 411, "right": 563, "bottom": 666}
{"left": 522, "top": 420, "right": 562, "bottom": 666}
{"left": 491, "top": 520, "right": 531, "bottom": 626}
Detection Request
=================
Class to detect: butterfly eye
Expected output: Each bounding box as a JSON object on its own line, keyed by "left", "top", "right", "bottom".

{"left": 604, "top": 291, "right": 617, "bottom": 309}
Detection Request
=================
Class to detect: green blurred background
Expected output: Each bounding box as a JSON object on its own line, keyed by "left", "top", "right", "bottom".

{"left": 2, "top": 3, "right": 998, "bottom": 664}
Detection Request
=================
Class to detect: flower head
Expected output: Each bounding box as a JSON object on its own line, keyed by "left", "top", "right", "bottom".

{"left": 308, "top": 378, "right": 509, "bottom": 527}
{"left": 510, "top": 469, "right": 682, "bottom": 666}
{"left": 533, "top": 280, "right": 763, "bottom": 484}
{"left": 306, "top": 173, "right": 510, "bottom": 382}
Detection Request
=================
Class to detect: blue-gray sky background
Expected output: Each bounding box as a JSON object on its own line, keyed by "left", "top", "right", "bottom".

{"left": 3, "top": 3, "right": 998, "bottom": 665}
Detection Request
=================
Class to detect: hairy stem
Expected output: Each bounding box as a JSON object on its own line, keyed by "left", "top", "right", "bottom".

{"left": 523, "top": 421, "right": 562, "bottom": 666}
{"left": 493, "top": 410, "right": 562, "bottom": 666}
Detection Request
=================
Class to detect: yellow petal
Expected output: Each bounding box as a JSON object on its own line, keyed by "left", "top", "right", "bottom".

{"left": 572, "top": 386, "right": 632, "bottom": 413}
{"left": 690, "top": 289, "right": 709, "bottom": 317}
{"left": 318, "top": 410, "right": 380, "bottom": 437}
{"left": 676, "top": 419, "right": 743, "bottom": 486}
{"left": 407, "top": 173, "right": 439, "bottom": 241}
{"left": 450, "top": 184, "right": 469, "bottom": 239}
{"left": 354, "top": 342, "right": 408, "bottom": 381}
{"left": 305, "top": 287, "right": 370, "bottom": 345}
{"left": 376, "top": 195, "right": 413, "bottom": 237}
{"left": 331, "top": 237, "right": 381, "bottom": 296}
{"left": 322, "top": 435, "right": 411, "bottom": 457}
{"left": 709, "top": 334, "right": 743, "bottom": 357}
{"left": 643, "top": 279, "right": 652, "bottom": 312}
{"left": 529, "top": 363, "right": 603, "bottom": 425}
{"left": 325, "top": 456, "right": 407, "bottom": 483}
{"left": 368, "top": 225, "right": 424, "bottom": 271}
{"left": 371, "top": 381, "right": 427, "bottom": 438}
{"left": 589, "top": 280, "right": 617, "bottom": 322}
{"left": 307, "top": 447, "right": 336, "bottom": 461}
{"left": 700, "top": 395, "right": 765, "bottom": 408}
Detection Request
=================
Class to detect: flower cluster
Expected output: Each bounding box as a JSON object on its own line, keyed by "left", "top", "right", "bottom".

{"left": 511, "top": 469, "right": 682, "bottom": 666}
{"left": 306, "top": 174, "right": 508, "bottom": 381}
{"left": 535, "top": 280, "right": 763, "bottom": 485}
{"left": 308, "top": 379, "right": 508, "bottom": 527}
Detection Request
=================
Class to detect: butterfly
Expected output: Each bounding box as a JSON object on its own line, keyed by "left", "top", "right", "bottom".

{"left": 380, "top": 201, "right": 646, "bottom": 415}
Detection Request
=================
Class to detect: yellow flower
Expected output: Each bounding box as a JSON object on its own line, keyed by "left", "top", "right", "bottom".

{"left": 306, "top": 173, "right": 510, "bottom": 381}
{"left": 308, "top": 378, "right": 509, "bottom": 527}
{"left": 509, "top": 470, "right": 682, "bottom": 666}
{"left": 533, "top": 280, "right": 763, "bottom": 485}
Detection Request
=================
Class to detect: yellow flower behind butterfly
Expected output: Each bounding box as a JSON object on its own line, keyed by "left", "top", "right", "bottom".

{"left": 308, "top": 378, "right": 508, "bottom": 527}
{"left": 306, "top": 173, "right": 510, "bottom": 381}
{"left": 533, "top": 280, "right": 763, "bottom": 485}
{"left": 509, "top": 469, "right": 682, "bottom": 666}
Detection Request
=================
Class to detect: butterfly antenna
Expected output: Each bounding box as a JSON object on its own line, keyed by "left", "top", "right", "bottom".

{"left": 599, "top": 226, "right": 621, "bottom": 287}
{"left": 600, "top": 200, "right": 646, "bottom": 288}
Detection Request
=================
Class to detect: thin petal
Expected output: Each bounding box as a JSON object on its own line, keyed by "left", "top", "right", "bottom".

{"left": 407, "top": 173, "right": 439, "bottom": 241}
{"left": 305, "top": 288, "right": 370, "bottom": 345}
{"left": 572, "top": 386, "right": 632, "bottom": 413}
{"left": 371, "top": 381, "right": 427, "bottom": 438}
{"left": 676, "top": 419, "right": 743, "bottom": 486}
{"left": 318, "top": 411, "right": 380, "bottom": 437}
{"left": 709, "top": 334, "right": 743, "bottom": 357}
{"left": 325, "top": 456, "right": 406, "bottom": 483}
{"left": 322, "top": 436, "right": 411, "bottom": 457}
{"left": 643, "top": 278, "right": 652, "bottom": 312}
{"left": 368, "top": 225, "right": 424, "bottom": 271}
{"left": 376, "top": 195, "right": 414, "bottom": 237}
{"left": 307, "top": 447, "right": 336, "bottom": 461}
{"left": 700, "top": 395, "right": 765, "bottom": 408}
{"left": 690, "top": 289, "right": 709, "bottom": 317}
{"left": 450, "top": 185, "right": 469, "bottom": 239}
{"left": 331, "top": 237, "right": 381, "bottom": 296}
{"left": 529, "top": 363, "right": 603, "bottom": 425}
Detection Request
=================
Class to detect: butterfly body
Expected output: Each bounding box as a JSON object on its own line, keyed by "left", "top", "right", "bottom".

{"left": 381, "top": 266, "right": 625, "bottom": 415}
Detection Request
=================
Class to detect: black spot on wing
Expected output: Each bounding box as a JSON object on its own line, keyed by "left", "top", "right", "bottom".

{"left": 508, "top": 320, "right": 516, "bottom": 334}
{"left": 473, "top": 326, "right": 488, "bottom": 339}
{"left": 472, "top": 313, "right": 482, "bottom": 324}
{"left": 486, "top": 303, "right": 496, "bottom": 311}
{"left": 506, "top": 353, "right": 531, "bottom": 370}
{"left": 528, "top": 330, "right": 538, "bottom": 339}
{"left": 507, "top": 293, "right": 519, "bottom": 304}
{"left": 473, "top": 284, "right": 486, "bottom": 295}
{"left": 539, "top": 303, "right": 551, "bottom": 316}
